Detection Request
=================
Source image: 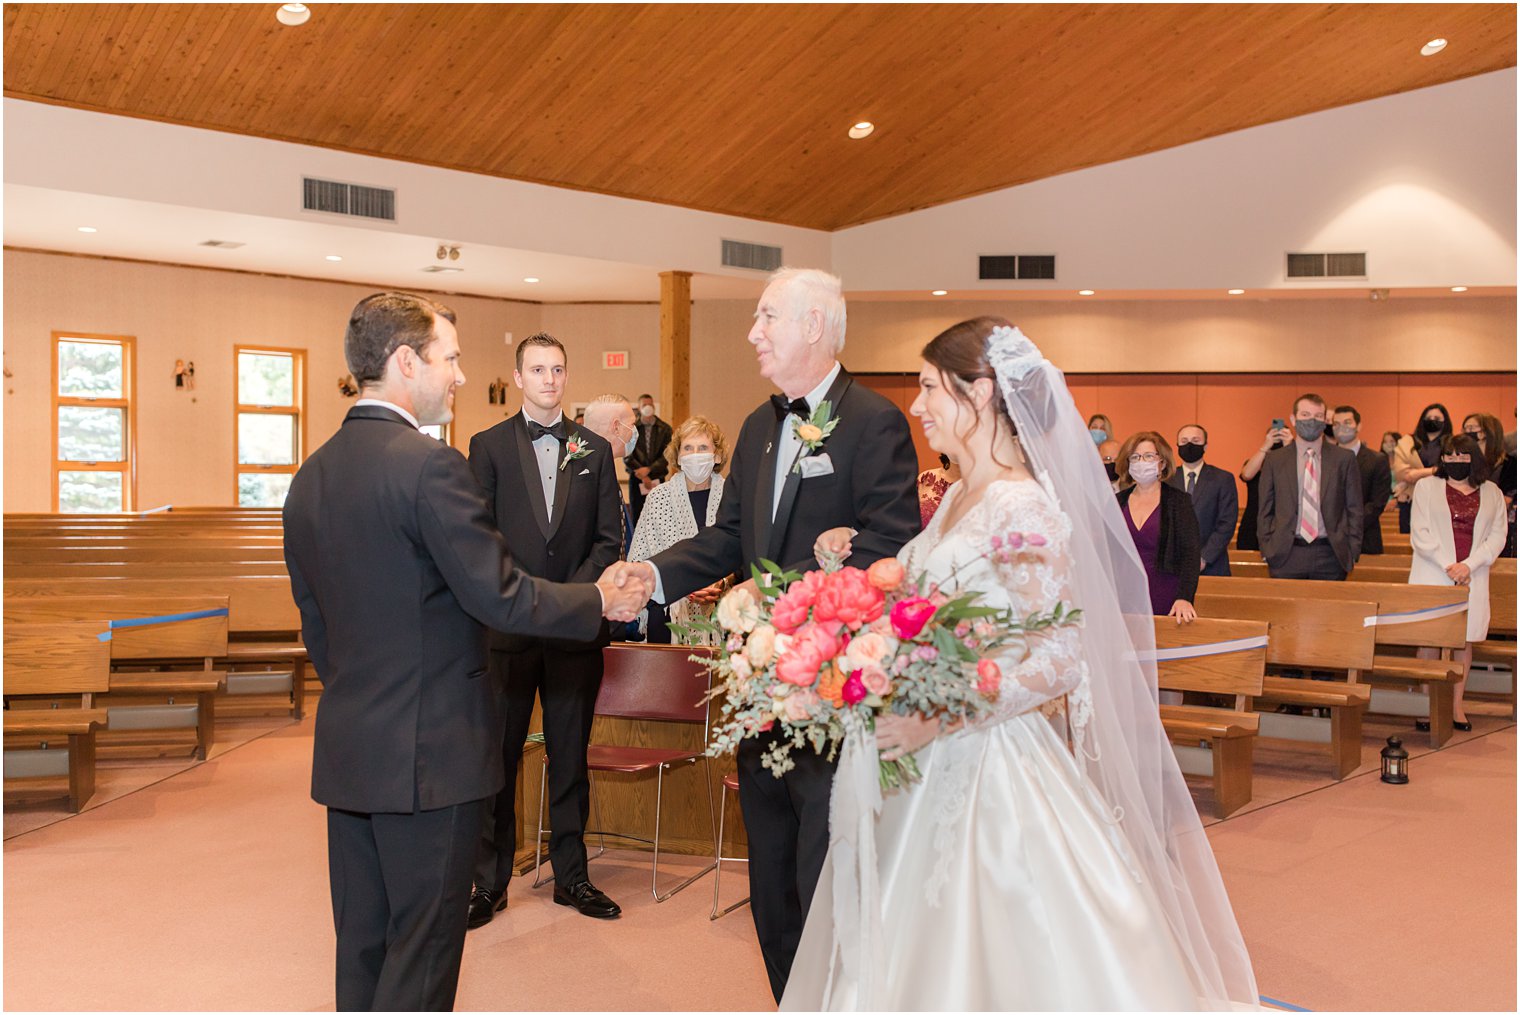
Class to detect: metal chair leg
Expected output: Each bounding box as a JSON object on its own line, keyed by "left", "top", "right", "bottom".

{"left": 651, "top": 760, "right": 716, "bottom": 903}
{"left": 531, "top": 762, "right": 552, "bottom": 888}
{"left": 710, "top": 776, "right": 750, "bottom": 920}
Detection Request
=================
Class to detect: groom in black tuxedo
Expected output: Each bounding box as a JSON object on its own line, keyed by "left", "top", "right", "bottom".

{"left": 466, "top": 333, "right": 625, "bottom": 924}
{"left": 624, "top": 268, "right": 920, "bottom": 1000}
{"left": 283, "top": 294, "right": 644, "bottom": 1011}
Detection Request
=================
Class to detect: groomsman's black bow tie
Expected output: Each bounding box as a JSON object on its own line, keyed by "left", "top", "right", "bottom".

{"left": 527, "top": 419, "right": 567, "bottom": 442}
{"left": 771, "top": 395, "right": 810, "bottom": 422}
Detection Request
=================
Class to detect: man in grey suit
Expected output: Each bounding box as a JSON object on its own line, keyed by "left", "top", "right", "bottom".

{"left": 1168, "top": 423, "right": 1239, "bottom": 576}
{"left": 282, "top": 292, "right": 646, "bottom": 1011}
{"left": 1257, "top": 393, "right": 1364, "bottom": 580}
{"left": 1331, "top": 404, "right": 1392, "bottom": 556}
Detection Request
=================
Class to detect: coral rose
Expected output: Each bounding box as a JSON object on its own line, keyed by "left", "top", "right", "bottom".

{"left": 866, "top": 557, "right": 906, "bottom": 592}
{"left": 746, "top": 624, "right": 779, "bottom": 669}
{"left": 841, "top": 671, "right": 867, "bottom": 706}
{"left": 859, "top": 665, "right": 891, "bottom": 697}
{"left": 976, "top": 659, "right": 1002, "bottom": 697}
{"left": 889, "top": 597, "right": 937, "bottom": 640}
{"left": 775, "top": 622, "right": 841, "bottom": 687}
{"left": 715, "top": 586, "right": 760, "bottom": 634}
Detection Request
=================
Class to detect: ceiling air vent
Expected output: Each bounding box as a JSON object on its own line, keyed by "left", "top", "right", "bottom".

{"left": 199, "top": 239, "right": 245, "bottom": 249}
{"left": 1286, "top": 252, "right": 1367, "bottom": 279}
{"left": 979, "top": 254, "right": 1057, "bottom": 281}
{"left": 302, "top": 177, "right": 397, "bottom": 222}
{"left": 721, "top": 239, "right": 783, "bottom": 272}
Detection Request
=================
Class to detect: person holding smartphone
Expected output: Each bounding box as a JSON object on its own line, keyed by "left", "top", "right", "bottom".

{"left": 1236, "top": 418, "right": 1294, "bottom": 551}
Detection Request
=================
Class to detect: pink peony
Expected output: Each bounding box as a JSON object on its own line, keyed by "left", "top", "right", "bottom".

{"left": 859, "top": 665, "right": 891, "bottom": 697}
{"left": 976, "top": 659, "right": 1002, "bottom": 697}
{"left": 771, "top": 570, "right": 825, "bottom": 634}
{"left": 890, "top": 597, "right": 937, "bottom": 640}
{"left": 775, "top": 622, "right": 841, "bottom": 687}
{"left": 782, "top": 690, "right": 819, "bottom": 723}
{"left": 812, "top": 568, "right": 885, "bottom": 632}
{"left": 841, "top": 671, "right": 867, "bottom": 706}
{"left": 866, "top": 557, "right": 906, "bottom": 592}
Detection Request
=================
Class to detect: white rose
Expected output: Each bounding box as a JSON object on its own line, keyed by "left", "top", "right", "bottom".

{"left": 729, "top": 654, "right": 753, "bottom": 681}
{"left": 715, "top": 587, "right": 760, "bottom": 634}
{"left": 842, "top": 631, "right": 894, "bottom": 673}
{"left": 747, "top": 624, "right": 778, "bottom": 669}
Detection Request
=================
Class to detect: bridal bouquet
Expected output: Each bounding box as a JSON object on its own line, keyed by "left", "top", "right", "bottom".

{"left": 673, "top": 535, "right": 1082, "bottom": 790}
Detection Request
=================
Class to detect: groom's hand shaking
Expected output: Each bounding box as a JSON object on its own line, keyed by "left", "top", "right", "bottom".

{"left": 596, "top": 562, "right": 652, "bottom": 622}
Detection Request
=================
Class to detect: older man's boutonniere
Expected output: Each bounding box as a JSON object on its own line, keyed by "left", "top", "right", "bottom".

{"left": 791, "top": 400, "right": 840, "bottom": 473}
{"left": 559, "top": 433, "right": 593, "bottom": 471}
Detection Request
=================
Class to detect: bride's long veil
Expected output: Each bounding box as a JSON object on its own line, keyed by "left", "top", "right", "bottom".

{"left": 989, "top": 327, "right": 1259, "bottom": 1009}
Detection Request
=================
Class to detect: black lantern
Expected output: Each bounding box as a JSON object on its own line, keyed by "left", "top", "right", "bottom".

{"left": 1381, "top": 736, "right": 1410, "bottom": 784}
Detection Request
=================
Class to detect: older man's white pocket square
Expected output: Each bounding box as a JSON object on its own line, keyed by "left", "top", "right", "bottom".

{"left": 578, "top": 468, "right": 592, "bottom": 476}
{"left": 799, "top": 454, "right": 835, "bottom": 479}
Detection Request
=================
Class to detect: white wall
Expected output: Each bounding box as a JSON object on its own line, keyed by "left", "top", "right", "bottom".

{"left": 833, "top": 70, "right": 1517, "bottom": 292}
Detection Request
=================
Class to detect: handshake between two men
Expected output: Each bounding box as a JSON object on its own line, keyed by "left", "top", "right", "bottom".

{"left": 594, "top": 561, "right": 658, "bottom": 623}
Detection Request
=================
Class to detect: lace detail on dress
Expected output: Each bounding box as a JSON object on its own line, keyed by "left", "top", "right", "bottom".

{"left": 922, "top": 737, "right": 976, "bottom": 908}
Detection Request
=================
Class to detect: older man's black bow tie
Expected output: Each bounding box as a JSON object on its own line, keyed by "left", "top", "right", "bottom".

{"left": 771, "top": 395, "right": 810, "bottom": 422}
{"left": 527, "top": 419, "right": 567, "bottom": 442}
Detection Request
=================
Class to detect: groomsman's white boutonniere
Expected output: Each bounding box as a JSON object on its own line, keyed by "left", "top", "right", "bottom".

{"left": 560, "top": 434, "right": 593, "bottom": 471}
{"left": 791, "top": 400, "right": 840, "bottom": 473}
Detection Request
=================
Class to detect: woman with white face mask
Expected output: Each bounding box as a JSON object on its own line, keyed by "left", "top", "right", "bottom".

{"left": 627, "top": 416, "right": 730, "bottom": 645}
{"left": 1115, "top": 431, "right": 1200, "bottom": 623}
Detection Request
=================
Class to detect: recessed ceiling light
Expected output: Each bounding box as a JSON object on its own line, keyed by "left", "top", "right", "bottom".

{"left": 848, "top": 121, "right": 875, "bottom": 140}
{"left": 276, "top": 3, "right": 310, "bottom": 27}
{"left": 1450, "top": 285, "right": 1468, "bottom": 292}
{"left": 325, "top": 254, "right": 343, "bottom": 262}
{"left": 1078, "top": 289, "right": 1095, "bottom": 296}
{"left": 523, "top": 277, "right": 541, "bottom": 284}
{"left": 931, "top": 289, "right": 948, "bottom": 296}
{"left": 77, "top": 226, "right": 97, "bottom": 233}
{"left": 1421, "top": 38, "right": 1447, "bottom": 56}
{"left": 1228, "top": 288, "right": 1246, "bottom": 295}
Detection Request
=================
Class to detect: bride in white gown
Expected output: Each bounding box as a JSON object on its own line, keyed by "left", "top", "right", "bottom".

{"left": 782, "top": 319, "right": 1258, "bottom": 1011}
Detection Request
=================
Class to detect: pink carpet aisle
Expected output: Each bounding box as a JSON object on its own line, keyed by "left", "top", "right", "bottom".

{"left": 3, "top": 710, "right": 1514, "bottom": 1011}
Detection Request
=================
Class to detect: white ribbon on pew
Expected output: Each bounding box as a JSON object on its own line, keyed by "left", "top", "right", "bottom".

{"left": 1362, "top": 601, "right": 1468, "bottom": 628}
{"left": 1131, "top": 634, "right": 1269, "bottom": 663}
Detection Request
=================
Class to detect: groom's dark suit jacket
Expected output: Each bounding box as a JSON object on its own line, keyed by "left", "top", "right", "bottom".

{"left": 282, "top": 404, "right": 602, "bottom": 814}
{"left": 652, "top": 369, "right": 921, "bottom": 595}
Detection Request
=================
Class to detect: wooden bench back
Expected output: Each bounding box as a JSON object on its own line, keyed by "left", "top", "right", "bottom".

{"left": 3, "top": 561, "right": 289, "bottom": 580}
{"left": 1193, "top": 593, "right": 1376, "bottom": 671}
{"left": 1152, "top": 617, "right": 1268, "bottom": 696}
{"left": 4, "top": 595, "right": 231, "bottom": 660}
{"left": 5, "top": 576, "right": 297, "bottom": 633}
{"left": 3, "top": 621, "right": 112, "bottom": 695}
{"left": 5, "top": 545, "right": 287, "bottom": 565}
{"left": 1199, "top": 576, "right": 1467, "bottom": 650}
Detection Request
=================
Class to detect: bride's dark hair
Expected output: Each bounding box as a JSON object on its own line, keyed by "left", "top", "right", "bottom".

{"left": 921, "top": 317, "right": 1019, "bottom": 468}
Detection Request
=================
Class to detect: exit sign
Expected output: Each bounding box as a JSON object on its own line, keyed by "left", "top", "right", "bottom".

{"left": 603, "top": 351, "right": 629, "bottom": 370}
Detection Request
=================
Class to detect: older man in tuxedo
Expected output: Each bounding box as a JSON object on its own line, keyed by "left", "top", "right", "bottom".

{"left": 1168, "top": 423, "right": 1239, "bottom": 576}
{"left": 466, "top": 334, "right": 625, "bottom": 925}
{"left": 1258, "top": 392, "right": 1364, "bottom": 579}
{"left": 622, "top": 267, "right": 921, "bottom": 1001}
{"left": 282, "top": 293, "right": 645, "bottom": 1011}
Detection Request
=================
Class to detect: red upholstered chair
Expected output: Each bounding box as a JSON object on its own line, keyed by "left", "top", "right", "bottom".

{"left": 532, "top": 643, "right": 718, "bottom": 902}
{"left": 710, "top": 772, "right": 750, "bottom": 920}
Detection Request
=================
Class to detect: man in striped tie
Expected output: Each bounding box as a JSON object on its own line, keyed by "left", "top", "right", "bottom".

{"left": 1257, "top": 393, "right": 1364, "bottom": 579}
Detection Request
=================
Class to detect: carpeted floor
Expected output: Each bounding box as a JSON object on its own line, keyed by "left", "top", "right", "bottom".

{"left": 4, "top": 712, "right": 1514, "bottom": 1011}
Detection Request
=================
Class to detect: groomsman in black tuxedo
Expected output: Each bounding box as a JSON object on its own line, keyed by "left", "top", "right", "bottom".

{"left": 283, "top": 294, "right": 643, "bottom": 1011}
{"left": 466, "top": 334, "right": 626, "bottom": 925}
{"left": 1330, "top": 404, "right": 1392, "bottom": 555}
{"left": 622, "top": 268, "right": 920, "bottom": 1001}
{"left": 1168, "top": 423, "right": 1239, "bottom": 576}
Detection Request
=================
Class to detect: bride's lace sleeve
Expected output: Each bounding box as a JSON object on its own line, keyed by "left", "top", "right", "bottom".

{"left": 975, "top": 483, "right": 1090, "bottom": 726}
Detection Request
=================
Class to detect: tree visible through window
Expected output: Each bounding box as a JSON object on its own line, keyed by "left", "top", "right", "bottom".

{"left": 235, "top": 346, "right": 305, "bottom": 507}
{"left": 54, "top": 333, "right": 135, "bottom": 512}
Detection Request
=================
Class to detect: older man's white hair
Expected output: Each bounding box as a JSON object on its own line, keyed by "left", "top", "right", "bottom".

{"left": 582, "top": 392, "right": 632, "bottom": 442}
{"left": 768, "top": 267, "right": 847, "bottom": 354}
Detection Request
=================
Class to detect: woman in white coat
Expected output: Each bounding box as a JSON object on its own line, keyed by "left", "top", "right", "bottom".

{"left": 1408, "top": 432, "right": 1509, "bottom": 730}
{"left": 628, "top": 415, "right": 728, "bottom": 645}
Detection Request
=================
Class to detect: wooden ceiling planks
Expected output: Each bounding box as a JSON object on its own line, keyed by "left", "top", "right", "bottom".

{"left": 3, "top": 3, "right": 1513, "bottom": 230}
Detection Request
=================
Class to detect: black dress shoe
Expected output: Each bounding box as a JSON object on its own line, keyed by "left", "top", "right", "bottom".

{"left": 1453, "top": 718, "right": 1474, "bottom": 732}
{"left": 466, "top": 887, "right": 506, "bottom": 930}
{"left": 553, "top": 880, "right": 621, "bottom": 919}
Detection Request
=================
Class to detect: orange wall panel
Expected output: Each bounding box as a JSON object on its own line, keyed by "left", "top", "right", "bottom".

{"left": 1091, "top": 375, "right": 1198, "bottom": 453}
{"left": 1396, "top": 374, "right": 1518, "bottom": 437}
{"left": 1296, "top": 374, "right": 1402, "bottom": 450}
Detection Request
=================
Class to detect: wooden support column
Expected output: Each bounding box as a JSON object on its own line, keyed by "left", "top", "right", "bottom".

{"left": 659, "top": 271, "right": 692, "bottom": 426}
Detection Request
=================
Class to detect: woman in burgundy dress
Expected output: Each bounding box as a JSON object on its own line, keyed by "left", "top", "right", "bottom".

{"left": 1114, "top": 431, "right": 1200, "bottom": 621}
{"left": 916, "top": 453, "right": 960, "bottom": 528}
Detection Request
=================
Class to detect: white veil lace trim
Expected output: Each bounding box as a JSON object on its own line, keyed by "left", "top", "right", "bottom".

{"left": 986, "top": 325, "right": 1259, "bottom": 1009}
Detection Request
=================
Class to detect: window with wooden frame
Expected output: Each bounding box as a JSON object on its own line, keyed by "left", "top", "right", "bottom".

{"left": 235, "top": 345, "right": 306, "bottom": 507}
{"left": 53, "top": 332, "right": 137, "bottom": 513}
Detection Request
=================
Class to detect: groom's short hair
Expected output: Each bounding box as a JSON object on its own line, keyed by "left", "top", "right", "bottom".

{"left": 768, "top": 267, "right": 847, "bottom": 354}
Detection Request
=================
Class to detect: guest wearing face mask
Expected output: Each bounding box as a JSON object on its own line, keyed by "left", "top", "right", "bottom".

{"left": 1236, "top": 420, "right": 1294, "bottom": 552}
{"left": 1331, "top": 405, "right": 1392, "bottom": 556}
{"left": 625, "top": 393, "right": 673, "bottom": 523}
{"left": 1087, "top": 413, "right": 1115, "bottom": 448}
{"left": 1408, "top": 433, "right": 1508, "bottom": 731}
{"left": 1098, "top": 438, "right": 1123, "bottom": 491}
{"left": 1116, "top": 431, "right": 1200, "bottom": 622}
{"left": 1166, "top": 424, "right": 1237, "bottom": 576}
{"left": 1258, "top": 393, "right": 1363, "bottom": 580}
{"left": 1462, "top": 413, "right": 1516, "bottom": 557}
{"left": 628, "top": 416, "right": 730, "bottom": 646}
{"left": 1392, "top": 403, "right": 1453, "bottom": 534}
